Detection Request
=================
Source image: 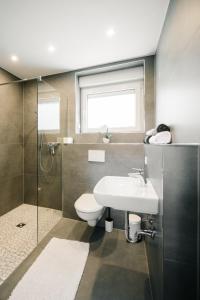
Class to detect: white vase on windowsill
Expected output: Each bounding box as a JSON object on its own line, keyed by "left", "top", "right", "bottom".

{"left": 103, "top": 137, "right": 110, "bottom": 143}
{"left": 102, "top": 127, "right": 112, "bottom": 144}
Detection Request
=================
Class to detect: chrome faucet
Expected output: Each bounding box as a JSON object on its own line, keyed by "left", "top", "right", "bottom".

{"left": 129, "top": 167, "right": 147, "bottom": 184}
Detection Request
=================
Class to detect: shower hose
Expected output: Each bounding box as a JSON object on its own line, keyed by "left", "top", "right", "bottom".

{"left": 39, "top": 134, "right": 54, "bottom": 173}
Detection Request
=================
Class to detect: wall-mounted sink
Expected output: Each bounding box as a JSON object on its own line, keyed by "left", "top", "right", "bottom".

{"left": 93, "top": 176, "right": 159, "bottom": 214}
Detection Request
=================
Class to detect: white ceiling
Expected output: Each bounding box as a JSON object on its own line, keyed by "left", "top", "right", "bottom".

{"left": 0, "top": 0, "right": 169, "bottom": 79}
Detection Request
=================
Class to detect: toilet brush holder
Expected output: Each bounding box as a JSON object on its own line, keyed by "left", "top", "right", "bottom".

{"left": 105, "top": 218, "right": 113, "bottom": 232}
{"left": 105, "top": 207, "right": 113, "bottom": 232}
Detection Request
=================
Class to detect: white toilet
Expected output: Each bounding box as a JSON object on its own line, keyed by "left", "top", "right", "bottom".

{"left": 74, "top": 193, "right": 104, "bottom": 227}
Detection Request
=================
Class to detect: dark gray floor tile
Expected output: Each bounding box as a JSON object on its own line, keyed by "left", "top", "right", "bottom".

{"left": 0, "top": 218, "right": 152, "bottom": 300}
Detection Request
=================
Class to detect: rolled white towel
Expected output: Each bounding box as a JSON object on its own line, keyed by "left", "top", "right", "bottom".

{"left": 146, "top": 128, "right": 157, "bottom": 136}
{"left": 149, "top": 131, "right": 171, "bottom": 145}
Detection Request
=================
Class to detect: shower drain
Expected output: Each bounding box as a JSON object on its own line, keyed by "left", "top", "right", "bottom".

{"left": 16, "top": 223, "right": 26, "bottom": 228}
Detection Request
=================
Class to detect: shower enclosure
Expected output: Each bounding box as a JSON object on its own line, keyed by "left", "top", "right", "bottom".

{"left": 0, "top": 71, "right": 62, "bottom": 285}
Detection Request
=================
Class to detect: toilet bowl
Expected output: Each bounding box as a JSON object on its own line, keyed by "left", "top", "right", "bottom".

{"left": 74, "top": 193, "right": 104, "bottom": 227}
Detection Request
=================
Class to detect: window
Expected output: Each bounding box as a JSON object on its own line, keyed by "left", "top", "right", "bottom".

{"left": 87, "top": 90, "right": 136, "bottom": 130}
{"left": 76, "top": 65, "right": 144, "bottom": 133}
{"left": 38, "top": 96, "right": 60, "bottom": 132}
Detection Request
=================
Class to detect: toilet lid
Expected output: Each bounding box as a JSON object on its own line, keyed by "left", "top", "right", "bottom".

{"left": 75, "top": 194, "right": 103, "bottom": 213}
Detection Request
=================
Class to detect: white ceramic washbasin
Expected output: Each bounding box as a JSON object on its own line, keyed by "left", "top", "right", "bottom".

{"left": 93, "top": 176, "right": 159, "bottom": 214}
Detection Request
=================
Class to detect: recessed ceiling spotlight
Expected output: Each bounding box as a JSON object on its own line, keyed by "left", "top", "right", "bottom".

{"left": 106, "top": 27, "right": 116, "bottom": 37}
{"left": 48, "top": 45, "right": 55, "bottom": 53}
{"left": 11, "top": 55, "right": 19, "bottom": 62}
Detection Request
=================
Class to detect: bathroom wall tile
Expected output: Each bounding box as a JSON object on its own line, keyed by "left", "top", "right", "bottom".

{"left": 156, "top": 0, "right": 200, "bottom": 143}
{"left": 144, "top": 56, "right": 155, "bottom": 131}
{"left": 164, "top": 259, "right": 197, "bottom": 300}
{"left": 23, "top": 80, "right": 37, "bottom": 145}
{"left": 145, "top": 145, "right": 163, "bottom": 201}
{"left": 145, "top": 144, "right": 199, "bottom": 300}
{"left": 23, "top": 80, "right": 38, "bottom": 207}
{"left": 24, "top": 173, "right": 62, "bottom": 211}
{"left": 23, "top": 80, "right": 37, "bottom": 114}
{"left": 38, "top": 175, "right": 62, "bottom": 210}
{"left": 0, "top": 144, "right": 23, "bottom": 179}
{"left": 24, "top": 174, "right": 37, "bottom": 206}
{"left": 145, "top": 145, "right": 163, "bottom": 300}
{"left": 163, "top": 146, "right": 198, "bottom": 265}
{"left": 75, "top": 133, "right": 145, "bottom": 144}
{"left": 0, "top": 69, "right": 24, "bottom": 218}
{"left": 0, "top": 176, "right": 23, "bottom": 216}
{"left": 0, "top": 112, "right": 23, "bottom": 145}
{"left": 39, "top": 133, "right": 60, "bottom": 143}
{"left": 23, "top": 111, "right": 37, "bottom": 145}
{"left": 24, "top": 143, "right": 37, "bottom": 174}
{"left": 0, "top": 83, "right": 23, "bottom": 116}
{"left": 0, "top": 80, "right": 23, "bottom": 146}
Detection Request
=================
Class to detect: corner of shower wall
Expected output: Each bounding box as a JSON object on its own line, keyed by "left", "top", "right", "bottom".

{"left": 0, "top": 68, "right": 24, "bottom": 216}
{"left": 23, "top": 79, "right": 38, "bottom": 207}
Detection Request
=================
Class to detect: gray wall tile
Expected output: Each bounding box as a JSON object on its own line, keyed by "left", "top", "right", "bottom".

{"left": 24, "top": 143, "right": 37, "bottom": 174}
{"left": 163, "top": 146, "right": 198, "bottom": 265}
{"left": 23, "top": 80, "right": 38, "bottom": 207}
{"left": 0, "top": 176, "right": 23, "bottom": 216}
{"left": 164, "top": 259, "right": 196, "bottom": 300}
{"left": 0, "top": 175, "right": 23, "bottom": 216}
{"left": 0, "top": 144, "right": 23, "bottom": 179}
{"left": 156, "top": 0, "right": 200, "bottom": 142}
{"left": 145, "top": 144, "right": 199, "bottom": 300}
{"left": 24, "top": 174, "right": 37, "bottom": 206}
{"left": 145, "top": 145, "right": 163, "bottom": 300}
{"left": 23, "top": 80, "right": 37, "bottom": 145}
{"left": 0, "top": 68, "right": 23, "bottom": 216}
{"left": 38, "top": 175, "right": 62, "bottom": 210}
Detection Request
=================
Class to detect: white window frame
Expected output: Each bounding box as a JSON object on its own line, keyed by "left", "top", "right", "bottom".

{"left": 38, "top": 93, "right": 61, "bottom": 133}
{"left": 80, "top": 80, "right": 144, "bottom": 133}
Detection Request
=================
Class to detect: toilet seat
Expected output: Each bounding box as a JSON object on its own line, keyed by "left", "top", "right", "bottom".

{"left": 74, "top": 194, "right": 103, "bottom": 213}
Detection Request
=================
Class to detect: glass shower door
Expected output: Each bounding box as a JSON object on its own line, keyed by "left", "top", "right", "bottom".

{"left": 37, "top": 80, "right": 62, "bottom": 242}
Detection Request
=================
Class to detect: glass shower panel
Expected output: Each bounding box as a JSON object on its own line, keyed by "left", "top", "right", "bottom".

{"left": 37, "top": 80, "right": 62, "bottom": 243}
{"left": 0, "top": 78, "right": 38, "bottom": 284}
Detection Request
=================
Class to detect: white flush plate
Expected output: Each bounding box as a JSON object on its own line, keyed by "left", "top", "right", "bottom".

{"left": 88, "top": 150, "right": 105, "bottom": 163}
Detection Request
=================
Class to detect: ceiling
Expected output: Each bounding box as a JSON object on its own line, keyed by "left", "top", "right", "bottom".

{"left": 0, "top": 0, "right": 169, "bottom": 79}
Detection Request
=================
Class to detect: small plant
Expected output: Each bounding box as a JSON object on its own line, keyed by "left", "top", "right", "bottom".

{"left": 103, "top": 127, "right": 112, "bottom": 143}
{"left": 104, "top": 128, "right": 112, "bottom": 139}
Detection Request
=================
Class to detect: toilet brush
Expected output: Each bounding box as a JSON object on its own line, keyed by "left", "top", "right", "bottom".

{"left": 105, "top": 207, "right": 113, "bottom": 232}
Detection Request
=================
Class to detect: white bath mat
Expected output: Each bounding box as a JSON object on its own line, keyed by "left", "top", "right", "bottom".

{"left": 9, "top": 238, "right": 89, "bottom": 300}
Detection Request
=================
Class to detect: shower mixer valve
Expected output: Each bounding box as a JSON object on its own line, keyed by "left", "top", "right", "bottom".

{"left": 47, "top": 142, "right": 59, "bottom": 156}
